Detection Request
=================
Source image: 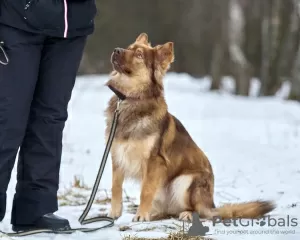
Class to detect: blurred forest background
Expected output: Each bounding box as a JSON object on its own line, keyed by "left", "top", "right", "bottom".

{"left": 79, "top": 0, "right": 300, "bottom": 101}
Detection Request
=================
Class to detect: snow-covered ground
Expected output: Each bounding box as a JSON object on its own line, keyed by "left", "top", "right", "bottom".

{"left": 1, "top": 73, "right": 300, "bottom": 240}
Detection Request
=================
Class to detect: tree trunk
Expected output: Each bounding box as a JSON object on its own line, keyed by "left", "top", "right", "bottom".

{"left": 210, "top": 43, "right": 224, "bottom": 90}
{"left": 288, "top": 0, "right": 300, "bottom": 101}
{"left": 210, "top": 0, "right": 229, "bottom": 91}
{"left": 267, "top": 0, "right": 294, "bottom": 95}
{"left": 229, "top": 0, "right": 251, "bottom": 96}
{"left": 279, "top": 0, "right": 300, "bottom": 82}
{"left": 289, "top": 42, "right": 300, "bottom": 101}
{"left": 259, "top": 0, "right": 271, "bottom": 96}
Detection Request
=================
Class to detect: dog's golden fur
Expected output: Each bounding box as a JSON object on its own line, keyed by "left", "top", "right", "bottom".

{"left": 104, "top": 33, "right": 275, "bottom": 222}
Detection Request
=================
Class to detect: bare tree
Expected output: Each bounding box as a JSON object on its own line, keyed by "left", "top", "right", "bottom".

{"left": 258, "top": 0, "right": 294, "bottom": 96}
{"left": 259, "top": 0, "right": 272, "bottom": 96}
{"left": 210, "top": 0, "right": 229, "bottom": 90}
{"left": 289, "top": 43, "right": 300, "bottom": 101}
{"left": 229, "top": 0, "right": 252, "bottom": 96}
{"left": 280, "top": 0, "right": 300, "bottom": 81}
{"left": 289, "top": 0, "right": 300, "bottom": 101}
{"left": 268, "top": 0, "right": 294, "bottom": 95}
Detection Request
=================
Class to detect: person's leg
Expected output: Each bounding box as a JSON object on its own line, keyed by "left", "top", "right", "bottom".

{"left": 11, "top": 35, "right": 87, "bottom": 226}
{"left": 0, "top": 24, "right": 43, "bottom": 221}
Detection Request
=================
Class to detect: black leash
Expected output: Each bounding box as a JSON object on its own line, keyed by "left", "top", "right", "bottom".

{"left": 0, "top": 98, "right": 122, "bottom": 237}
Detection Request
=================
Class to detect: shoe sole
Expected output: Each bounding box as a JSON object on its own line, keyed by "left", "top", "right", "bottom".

{"left": 12, "top": 225, "right": 71, "bottom": 233}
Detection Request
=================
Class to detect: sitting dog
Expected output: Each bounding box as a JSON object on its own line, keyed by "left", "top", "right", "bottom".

{"left": 104, "top": 33, "right": 275, "bottom": 222}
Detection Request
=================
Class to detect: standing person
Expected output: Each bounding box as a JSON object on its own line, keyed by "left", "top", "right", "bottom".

{"left": 0, "top": 0, "right": 97, "bottom": 232}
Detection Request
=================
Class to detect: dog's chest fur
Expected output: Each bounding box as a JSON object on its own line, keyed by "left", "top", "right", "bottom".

{"left": 113, "top": 134, "right": 157, "bottom": 178}
{"left": 108, "top": 100, "right": 159, "bottom": 179}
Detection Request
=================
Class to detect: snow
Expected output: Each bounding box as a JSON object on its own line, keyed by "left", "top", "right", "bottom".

{"left": 1, "top": 73, "right": 300, "bottom": 240}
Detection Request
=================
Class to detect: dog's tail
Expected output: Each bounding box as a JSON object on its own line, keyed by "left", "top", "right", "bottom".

{"left": 199, "top": 200, "right": 276, "bottom": 220}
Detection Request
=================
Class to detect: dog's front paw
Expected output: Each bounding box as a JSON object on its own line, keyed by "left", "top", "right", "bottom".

{"left": 179, "top": 211, "right": 193, "bottom": 222}
{"left": 107, "top": 206, "right": 122, "bottom": 219}
{"left": 132, "top": 211, "right": 150, "bottom": 222}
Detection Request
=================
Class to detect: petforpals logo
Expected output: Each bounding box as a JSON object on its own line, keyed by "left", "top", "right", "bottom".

{"left": 212, "top": 215, "right": 298, "bottom": 228}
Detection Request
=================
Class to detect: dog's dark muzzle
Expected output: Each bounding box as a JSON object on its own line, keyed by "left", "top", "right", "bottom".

{"left": 112, "top": 48, "right": 125, "bottom": 62}
{"left": 111, "top": 47, "right": 126, "bottom": 68}
{"left": 113, "top": 47, "right": 125, "bottom": 56}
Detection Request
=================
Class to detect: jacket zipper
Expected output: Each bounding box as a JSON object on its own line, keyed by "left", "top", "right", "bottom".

{"left": 63, "top": 0, "right": 68, "bottom": 38}
{"left": 24, "top": 0, "right": 33, "bottom": 10}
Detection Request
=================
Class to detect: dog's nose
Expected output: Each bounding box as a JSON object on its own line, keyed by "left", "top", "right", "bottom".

{"left": 114, "top": 48, "right": 122, "bottom": 55}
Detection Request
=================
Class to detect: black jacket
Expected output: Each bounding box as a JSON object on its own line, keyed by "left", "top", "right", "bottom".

{"left": 0, "top": 0, "right": 97, "bottom": 38}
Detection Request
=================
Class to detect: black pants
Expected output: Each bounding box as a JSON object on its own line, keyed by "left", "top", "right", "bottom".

{"left": 0, "top": 24, "right": 86, "bottom": 225}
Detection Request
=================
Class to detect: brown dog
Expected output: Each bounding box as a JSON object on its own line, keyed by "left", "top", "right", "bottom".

{"left": 104, "top": 33, "right": 275, "bottom": 222}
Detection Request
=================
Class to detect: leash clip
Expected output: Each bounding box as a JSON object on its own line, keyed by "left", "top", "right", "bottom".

{"left": 115, "top": 98, "right": 122, "bottom": 113}
{"left": 0, "top": 41, "right": 9, "bottom": 65}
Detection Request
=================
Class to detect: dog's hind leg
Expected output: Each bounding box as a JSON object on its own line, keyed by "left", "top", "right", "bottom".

{"left": 166, "top": 172, "right": 215, "bottom": 221}
{"left": 188, "top": 173, "right": 216, "bottom": 219}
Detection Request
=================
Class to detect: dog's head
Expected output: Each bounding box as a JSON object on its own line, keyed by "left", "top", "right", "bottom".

{"left": 107, "top": 33, "right": 174, "bottom": 100}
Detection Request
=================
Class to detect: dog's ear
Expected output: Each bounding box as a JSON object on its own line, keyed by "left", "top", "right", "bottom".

{"left": 156, "top": 42, "right": 175, "bottom": 64}
{"left": 135, "top": 33, "right": 149, "bottom": 45}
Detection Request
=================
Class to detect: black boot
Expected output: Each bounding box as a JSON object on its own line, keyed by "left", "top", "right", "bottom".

{"left": 12, "top": 213, "right": 71, "bottom": 232}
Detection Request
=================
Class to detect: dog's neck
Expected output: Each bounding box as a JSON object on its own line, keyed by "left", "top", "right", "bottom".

{"left": 108, "top": 85, "right": 127, "bottom": 100}
{"left": 107, "top": 70, "right": 165, "bottom": 101}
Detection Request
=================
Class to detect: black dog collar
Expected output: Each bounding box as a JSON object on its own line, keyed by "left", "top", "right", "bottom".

{"left": 108, "top": 85, "right": 126, "bottom": 101}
